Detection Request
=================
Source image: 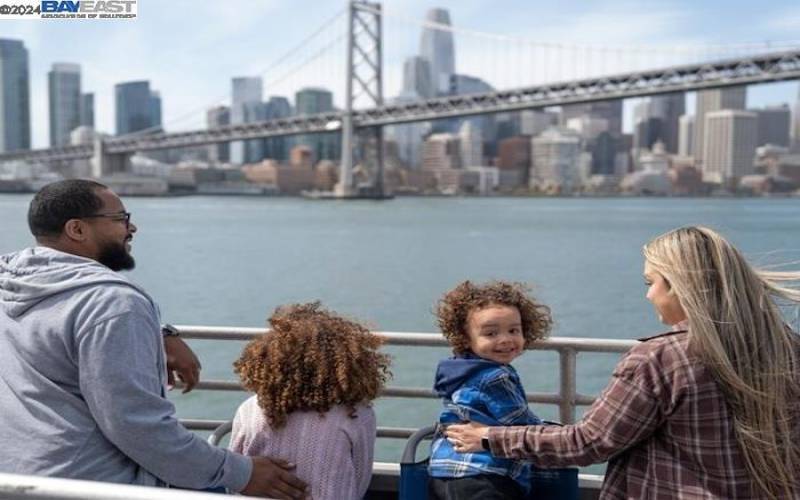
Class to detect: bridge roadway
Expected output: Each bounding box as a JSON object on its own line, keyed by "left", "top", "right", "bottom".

{"left": 2, "top": 49, "right": 800, "bottom": 164}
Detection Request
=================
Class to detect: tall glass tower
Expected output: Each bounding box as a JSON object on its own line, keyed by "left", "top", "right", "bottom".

{"left": 0, "top": 39, "right": 31, "bottom": 152}
{"left": 231, "top": 76, "right": 263, "bottom": 164}
{"left": 420, "top": 8, "right": 455, "bottom": 96}
{"left": 115, "top": 81, "right": 153, "bottom": 135}
{"left": 48, "top": 63, "right": 81, "bottom": 147}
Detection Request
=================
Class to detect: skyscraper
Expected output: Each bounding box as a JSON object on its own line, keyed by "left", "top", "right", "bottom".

{"left": 702, "top": 109, "right": 757, "bottom": 185}
{"left": 80, "top": 93, "right": 94, "bottom": 128}
{"left": 459, "top": 121, "right": 483, "bottom": 167}
{"left": 0, "top": 39, "right": 31, "bottom": 152}
{"left": 531, "top": 128, "right": 581, "bottom": 192}
{"left": 48, "top": 63, "right": 81, "bottom": 147}
{"left": 295, "top": 87, "right": 338, "bottom": 162}
{"left": 754, "top": 105, "right": 791, "bottom": 147}
{"left": 230, "top": 76, "right": 263, "bottom": 164}
{"left": 206, "top": 105, "right": 230, "bottom": 164}
{"left": 149, "top": 91, "right": 162, "bottom": 131}
{"left": 693, "top": 87, "right": 746, "bottom": 167}
{"left": 420, "top": 8, "right": 455, "bottom": 95}
{"left": 648, "top": 93, "right": 685, "bottom": 153}
{"left": 678, "top": 114, "right": 694, "bottom": 157}
{"left": 402, "top": 56, "right": 433, "bottom": 99}
{"left": 263, "top": 96, "right": 292, "bottom": 161}
{"left": 115, "top": 81, "right": 154, "bottom": 135}
{"left": 793, "top": 85, "right": 800, "bottom": 148}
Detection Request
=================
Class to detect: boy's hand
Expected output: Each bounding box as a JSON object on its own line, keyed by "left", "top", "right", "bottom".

{"left": 445, "top": 421, "right": 489, "bottom": 453}
{"left": 241, "top": 457, "right": 308, "bottom": 499}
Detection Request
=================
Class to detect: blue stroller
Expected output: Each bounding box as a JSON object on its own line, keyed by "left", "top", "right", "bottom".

{"left": 399, "top": 425, "right": 579, "bottom": 500}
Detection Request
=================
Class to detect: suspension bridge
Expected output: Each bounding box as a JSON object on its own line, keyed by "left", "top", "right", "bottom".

{"left": 2, "top": 1, "right": 800, "bottom": 197}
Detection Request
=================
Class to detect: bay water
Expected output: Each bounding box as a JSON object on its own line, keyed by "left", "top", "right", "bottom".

{"left": 2, "top": 194, "right": 799, "bottom": 463}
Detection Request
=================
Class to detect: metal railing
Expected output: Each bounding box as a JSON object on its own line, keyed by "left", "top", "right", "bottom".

{"left": 0, "top": 472, "right": 230, "bottom": 500}
{"left": 174, "top": 325, "right": 637, "bottom": 438}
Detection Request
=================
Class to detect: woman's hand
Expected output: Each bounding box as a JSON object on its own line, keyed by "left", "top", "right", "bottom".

{"left": 445, "top": 422, "right": 489, "bottom": 453}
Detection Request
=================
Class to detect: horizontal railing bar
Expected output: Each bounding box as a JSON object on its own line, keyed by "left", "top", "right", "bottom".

{"left": 180, "top": 419, "right": 417, "bottom": 439}
{"left": 173, "top": 325, "right": 637, "bottom": 353}
{"left": 0, "top": 473, "right": 228, "bottom": 500}
{"left": 178, "top": 380, "right": 597, "bottom": 406}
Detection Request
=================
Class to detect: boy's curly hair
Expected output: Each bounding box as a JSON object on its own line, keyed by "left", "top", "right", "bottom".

{"left": 437, "top": 280, "right": 552, "bottom": 355}
{"left": 233, "top": 302, "right": 392, "bottom": 429}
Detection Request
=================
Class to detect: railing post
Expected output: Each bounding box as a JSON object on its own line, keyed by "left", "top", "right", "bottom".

{"left": 559, "top": 348, "right": 577, "bottom": 424}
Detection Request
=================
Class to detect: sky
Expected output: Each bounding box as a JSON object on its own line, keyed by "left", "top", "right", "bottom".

{"left": 2, "top": 0, "right": 800, "bottom": 148}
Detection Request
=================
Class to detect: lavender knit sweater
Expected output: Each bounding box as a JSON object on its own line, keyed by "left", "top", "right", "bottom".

{"left": 229, "top": 396, "right": 376, "bottom": 500}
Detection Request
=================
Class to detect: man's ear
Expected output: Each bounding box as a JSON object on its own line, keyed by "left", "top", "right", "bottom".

{"left": 63, "top": 219, "right": 88, "bottom": 242}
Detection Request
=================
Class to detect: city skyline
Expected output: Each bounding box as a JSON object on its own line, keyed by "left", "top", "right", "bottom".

{"left": 0, "top": 0, "right": 799, "bottom": 148}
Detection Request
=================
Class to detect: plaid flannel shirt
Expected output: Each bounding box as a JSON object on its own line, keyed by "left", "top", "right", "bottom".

{"left": 429, "top": 361, "right": 541, "bottom": 492}
{"left": 487, "top": 330, "right": 781, "bottom": 499}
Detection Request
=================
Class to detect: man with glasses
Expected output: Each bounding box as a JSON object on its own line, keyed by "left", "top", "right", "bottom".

{"left": 0, "top": 180, "right": 308, "bottom": 499}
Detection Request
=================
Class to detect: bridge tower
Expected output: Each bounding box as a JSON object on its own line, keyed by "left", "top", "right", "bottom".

{"left": 337, "top": 0, "right": 384, "bottom": 197}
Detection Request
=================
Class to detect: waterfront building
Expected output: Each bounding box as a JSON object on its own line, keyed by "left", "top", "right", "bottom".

{"left": 420, "top": 8, "right": 455, "bottom": 95}
{"left": 586, "top": 131, "right": 620, "bottom": 176}
{"left": 48, "top": 63, "right": 81, "bottom": 147}
{"left": 384, "top": 92, "right": 430, "bottom": 169}
{"left": 206, "top": 105, "right": 230, "bottom": 164}
{"left": 115, "top": 81, "right": 156, "bottom": 135}
{"left": 458, "top": 121, "right": 483, "bottom": 168}
{"left": 693, "top": 87, "right": 746, "bottom": 168}
{"left": 702, "top": 109, "right": 757, "bottom": 185}
{"left": 294, "top": 87, "right": 338, "bottom": 163}
{"left": 754, "top": 105, "right": 791, "bottom": 147}
{"left": 80, "top": 93, "right": 94, "bottom": 128}
{"left": 497, "top": 136, "right": 531, "bottom": 171}
{"left": 402, "top": 56, "right": 433, "bottom": 99}
{"left": 422, "top": 133, "right": 460, "bottom": 171}
{"left": 530, "top": 127, "right": 581, "bottom": 193}
{"left": 0, "top": 39, "right": 30, "bottom": 153}
{"left": 262, "top": 96, "right": 293, "bottom": 161}
{"left": 678, "top": 114, "right": 694, "bottom": 157}
{"left": 230, "top": 76, "right": 263, "bottom": 164}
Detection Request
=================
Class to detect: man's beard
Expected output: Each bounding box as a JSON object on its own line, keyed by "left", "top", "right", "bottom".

{"left": 97, "top": 240, "right": 135, "bottom": 271}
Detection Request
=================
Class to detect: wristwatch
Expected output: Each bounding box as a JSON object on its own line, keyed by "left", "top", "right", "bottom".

{"left": 161, "top": 324, "right": 180, "bottom": 337}
{"left": 481, "top": 435, "right": 491, "bottom": 451}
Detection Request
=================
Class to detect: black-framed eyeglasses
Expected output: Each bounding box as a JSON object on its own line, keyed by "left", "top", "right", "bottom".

{"left": 82, "top": 211, "right": 132, "bottom": 229}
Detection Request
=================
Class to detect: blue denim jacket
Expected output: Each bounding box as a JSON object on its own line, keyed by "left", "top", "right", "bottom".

{"left": 428, "top": 352, "right": 541, "bottom": 492}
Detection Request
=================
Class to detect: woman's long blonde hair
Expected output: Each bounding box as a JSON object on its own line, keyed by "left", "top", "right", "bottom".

{"left": 644, "top": 226, "right": 800, "bottom": 498}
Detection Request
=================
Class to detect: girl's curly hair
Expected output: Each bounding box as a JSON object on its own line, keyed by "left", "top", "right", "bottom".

{"left": 233, "top": 302, "right": 392, "bottom": 429}
{"left": 437, "top": 280, "right": 552, "bottom": 355}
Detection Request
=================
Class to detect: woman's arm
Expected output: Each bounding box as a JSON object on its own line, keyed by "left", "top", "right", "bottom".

{"left": 449, "top": 344, "right": 668, "bottom": 467}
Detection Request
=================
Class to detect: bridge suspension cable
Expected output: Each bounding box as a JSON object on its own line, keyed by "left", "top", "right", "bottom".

{"left": 115, "top": 7, "right": 348, "bottom": 139}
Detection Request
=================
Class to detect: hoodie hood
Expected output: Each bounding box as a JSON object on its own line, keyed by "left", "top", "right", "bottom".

{"left": 0, "top": 246, "right": 150, "bottom": 318}
{"left": 433, "top": 352, "right": 500, "bottom": 398}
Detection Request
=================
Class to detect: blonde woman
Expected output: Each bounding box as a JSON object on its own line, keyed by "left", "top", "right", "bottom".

{"left": 447, "top": 226, "right": 800, "bottom": 499}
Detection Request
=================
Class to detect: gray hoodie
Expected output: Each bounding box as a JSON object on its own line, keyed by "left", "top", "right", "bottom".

{"left": 0, "top": 247, "right": 251, "bottom": 491}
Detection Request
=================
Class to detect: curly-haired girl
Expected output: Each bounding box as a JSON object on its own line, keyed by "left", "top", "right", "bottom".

{"left": 229, "top": 302, "right": 391, "bottom": 500}
{"left": 428, "top": 280, "right": 552, "bottom": 500}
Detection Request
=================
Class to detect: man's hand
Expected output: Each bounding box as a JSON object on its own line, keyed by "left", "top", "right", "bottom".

{"left": 445, "top": 421, "right": 489, "bottom": 453}
{"left": 163, "top": 336, "right": 201, "bottom": 393}
{"left": 240, "top": 457, "right": 308, "bottom": 499}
